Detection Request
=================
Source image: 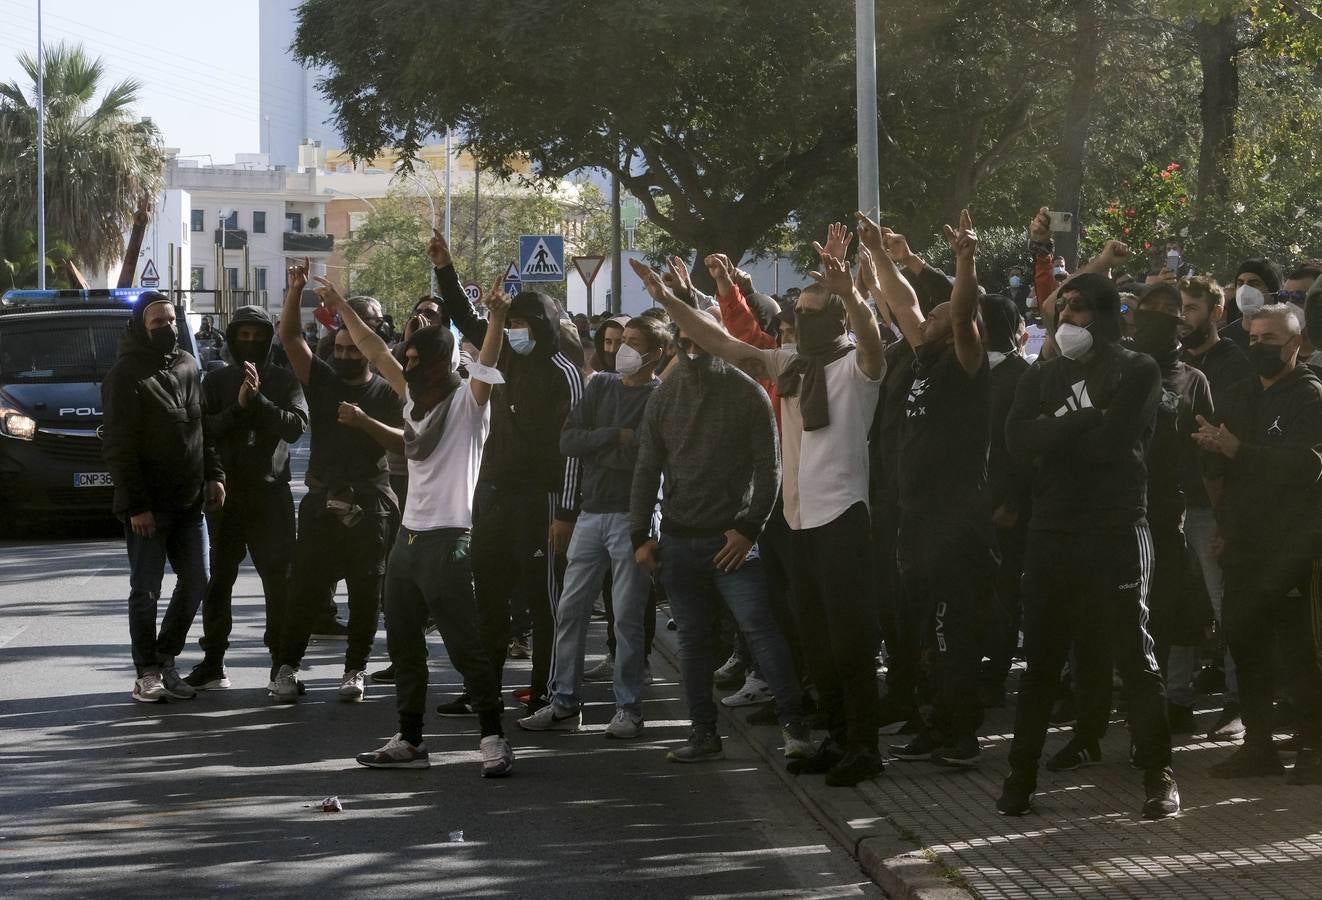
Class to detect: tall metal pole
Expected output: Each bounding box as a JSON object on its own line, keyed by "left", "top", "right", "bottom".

{"left": 444, "top": 129, "right": 453, "bottom": 245}
{"left": 610, "top": 147, "right": 622, "bottom": 314}
{"left": 472, "top": 162, "right": 480, "bottom": 283}
{"left": 36, "top": 0, "right": 46, "bottom": 289}
{"left": 855, "top": 0, "right": 880, "bottom": 218}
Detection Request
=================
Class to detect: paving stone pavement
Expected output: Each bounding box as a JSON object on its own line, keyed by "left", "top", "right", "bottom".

{"left": 854, "top": 686, "right": 1322, "bottom": 899}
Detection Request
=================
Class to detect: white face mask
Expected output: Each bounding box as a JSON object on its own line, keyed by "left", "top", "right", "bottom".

{"left": 615, "top": 343, "right": 649, "bottom": 376}
{"left": 1055, "top": 322, "right": 1094, "bottom": 360}
{"left": 1236, "top": 283, "right": 1266, "bottom": 316}
{"left": 780, "top": 342, "right": 797, "bottom": 354}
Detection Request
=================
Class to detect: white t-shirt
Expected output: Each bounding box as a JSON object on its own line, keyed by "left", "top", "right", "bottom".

{"left": 401, "top": 383, "right": 491, "bottom": 531}
{"left": 759, "top": 348, "right": 881, "bottom": 531}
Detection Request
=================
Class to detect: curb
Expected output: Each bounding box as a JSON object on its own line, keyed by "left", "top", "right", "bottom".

{"left": 651, "top": 630, "right": 974, "bottom": 899}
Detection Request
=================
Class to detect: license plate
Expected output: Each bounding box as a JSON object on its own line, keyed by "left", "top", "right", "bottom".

{"left": 74, "top": 472, "right": 114, "bottom": 488}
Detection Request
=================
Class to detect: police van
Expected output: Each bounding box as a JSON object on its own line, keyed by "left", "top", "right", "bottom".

{"left": 0, "top": 288, "right": 203, "bottom": 519}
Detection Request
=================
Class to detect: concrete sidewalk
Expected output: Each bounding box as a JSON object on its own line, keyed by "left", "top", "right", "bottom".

{"left": 653, "top": 630, "right": 1322, "bottom": 899}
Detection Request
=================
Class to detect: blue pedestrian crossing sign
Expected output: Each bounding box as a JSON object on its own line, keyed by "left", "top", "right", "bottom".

{"left": 518, "top": 234, "right": 565, "bottom": 282}
{"left": 502, "top": 262, "right": 522, "bottom": 297}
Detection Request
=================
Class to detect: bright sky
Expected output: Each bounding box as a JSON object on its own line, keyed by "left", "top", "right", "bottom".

{"left": 0, "top": 0, "right": 261, "bottom": 162}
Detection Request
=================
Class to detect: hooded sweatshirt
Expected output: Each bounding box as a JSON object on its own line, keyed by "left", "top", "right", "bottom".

{"left": 436, "top": 264, "right": 583, "bottom": 519}
{"left": 1205, "top": 364, "right": 1322, "bottom": 562}
{"left": 101, "top": 295, "right": 222, "bottom": 516}
{"left": 1006, "top": 277, "right": 1161, "bottom": 532}
{"left": 201, "top": 305, "right": 309, "bottom": 491}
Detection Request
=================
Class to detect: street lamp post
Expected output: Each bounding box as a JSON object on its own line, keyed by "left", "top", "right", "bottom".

{"left": 36, "top": 0, "right": 45, "bottom": 289}
{"left": 856, "top": 0, "right": 880, "bottom": 218}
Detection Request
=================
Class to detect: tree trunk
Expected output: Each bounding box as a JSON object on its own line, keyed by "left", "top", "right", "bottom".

{"left": 1194, "top": 15, "right": 1238, "bottom": 212}
{"left": 1052, "top": 0, "right": 1101, "bottom": 268}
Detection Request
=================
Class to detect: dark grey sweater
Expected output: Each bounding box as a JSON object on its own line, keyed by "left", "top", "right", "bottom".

{"left": 629, "top": 355, "right": 780, "bottom": 547}
{"left": 560, "top": 373, "right": 660, "bottom": 514}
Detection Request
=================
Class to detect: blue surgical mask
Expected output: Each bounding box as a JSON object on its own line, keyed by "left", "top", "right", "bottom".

{"left": 1009, "top": 275, "right": 1023, "bottom": 288}
{"left": 507, "top": 327, "right": 536, "bottom": 356}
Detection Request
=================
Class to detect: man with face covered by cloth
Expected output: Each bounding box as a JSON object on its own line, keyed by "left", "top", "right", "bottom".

{"left": 272, "top": 261, "right": 403, "bottom": 704}
{"left": 185, "top": 306, "right": 309, "bottom": 691}
{"left": 1000, "top": 271, "right": 1180, "bottom": 820}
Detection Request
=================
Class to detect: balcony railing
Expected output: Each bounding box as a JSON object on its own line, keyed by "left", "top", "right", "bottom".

{"left": 283, "top": 232, "right": 334, "bottom": 253}
{"left": 213, "top": 229, "right": 248, "bottom": 249}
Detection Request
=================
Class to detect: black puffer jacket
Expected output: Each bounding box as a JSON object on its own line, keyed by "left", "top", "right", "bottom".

{"left": 202, "top": 305, "right": 308, "bottom": 491}
{"left": 101, "top": 296, "right": 222, "bottom": 516}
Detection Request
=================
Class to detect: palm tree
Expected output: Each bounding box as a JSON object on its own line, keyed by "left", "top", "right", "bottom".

{"left": 0, "top": 42, "right": 165, "bottom": 274}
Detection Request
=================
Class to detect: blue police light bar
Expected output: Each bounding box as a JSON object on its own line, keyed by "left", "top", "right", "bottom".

{"left": 0, "top": 287, "right": 153, "bottom": 308}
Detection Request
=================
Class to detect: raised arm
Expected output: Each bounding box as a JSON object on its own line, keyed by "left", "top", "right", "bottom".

{"left": 470, "top": 276, "right": 509, "bottom": 407}
{"left": 278, "top": 257, "right": 314, "bottom": 385}
{"left": 428, "top": 230, "right": 488, "bottom": 346}
{"left": 811, "top": 242, "right": 883, "bottom": 380}
{"left": 856, "top": 212, "right": 923, "bottom": 351}
{"left": 945, "top": 209, "right": 985, "bottom": 375}
{"left": 705, "top": 254, "right": 776, "bottom": 350}
{"left": 313, "top": 275, "right": 405, "bottom": 399}
{"left": 629, "top": 257, "right": 768, "bottom": 378}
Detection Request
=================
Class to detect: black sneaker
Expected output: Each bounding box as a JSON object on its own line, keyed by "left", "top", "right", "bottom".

{"left": 1046, "top": 738, "right": 1102, "bottom": 772}
{"left": 370, "top": 664, "right": 396, "bottom": 684}
{"left": 1167, "top": 702, "right": 1195, "bottom": 735}
{"left": 1287, "top": 747, "right": 1322, "bottom": 785}
{"left": 889, "top": 732, "right": 939, "bottom": 762}
{"left": 1209, "top": 743, "right": 1283, "bottom": 779}
{"left": 1207, "top": 702, "right": 1245, "bottom": 742}
{"left": 932, "top": 736, "right": 981, "bottom": 768}
{"left": 667, "top": 727, "right": 724, "bottom": 763}
{"left": 825, "top": 746, "right": 885, "bottom": 786}
{"left": 436, "top": 694, "right": 477, "bottom": 717}
{"left": 1192, "top": 664, "right": 1225, "bottom": 695}
{"left": 183, "top": 661, "right": 231, "bottom": 690}
{"left": 997, "top": 770, "right": 1036, "bottom": 816}
{"left": 1142, "top": 766, "right": 1180, "bottom": 819}
{"left": 787, "top": 738, "right": 845, "bottom": 775}
{"left": 310, "top": 619, "right": 350, "bottom": 640}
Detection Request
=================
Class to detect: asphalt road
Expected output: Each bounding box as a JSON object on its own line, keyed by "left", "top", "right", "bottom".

{"left": 0, "top": 518, "right": 880, "bottom": 899}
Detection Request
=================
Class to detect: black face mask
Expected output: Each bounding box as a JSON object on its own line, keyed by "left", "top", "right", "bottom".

{"left": 148, "top": 324, "right": 177, "bottom": 355}
{"left": 332, "top": 357, "right": 367, "bottom": 380}
{"left": 795, "top": 305, "right": 848, "bottom": 355}
{"left": 234, "top": 339, "right": 270, "bottom": 366}
{"left": 1132, "top": 309, "right": 1180, "bottom": 362}
{"left": 1249, "top": 341, "right": 1288, "bottom": 379}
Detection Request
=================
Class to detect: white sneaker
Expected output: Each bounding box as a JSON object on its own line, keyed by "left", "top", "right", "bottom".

{"left": 272, "top": 664, "right": 300, "bottom": 704}
{"left": 782, "top": 723, "right": 816, "bottom": 760}
{"left": 516, "top": 703, "right": 581, "bottom": 732}
{"left": 356, "top": 733, "right": 430, "bottom": 769}
{"left": 160, "top": 666, "right": 197, "bottom": 700}
{"left": 605, "top": 709, "right": 644, "bottom": 740}
{"left": 583, "top": 654, "right": 614, "bottom": 682}
{"left": 338, "top": 669, "right": 366, "bottom": 702}
{"left": 132, "top": 671, "right": 166, "bottom": 703}
{"left": 721, "top": 673, "right": 773, "bottom": 707}
{"left": 480, "top": 735, "right": 514, "bottom": 778}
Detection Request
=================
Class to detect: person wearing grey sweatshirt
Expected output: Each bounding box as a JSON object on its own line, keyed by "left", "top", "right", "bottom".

{"left": 628, "top": 262, "right": 811, "bottom": 766}
{"left": 518, "top": 316, "right": 670, "bottom": 739}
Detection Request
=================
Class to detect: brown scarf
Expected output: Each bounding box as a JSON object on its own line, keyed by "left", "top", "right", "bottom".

{"left": 776, "top": 298, "right": 854, "bottom": 431}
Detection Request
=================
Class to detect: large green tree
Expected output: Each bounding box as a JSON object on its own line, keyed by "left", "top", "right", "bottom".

{"left": 341, "top": 178, "right": 611, "bottom": 319}
{"left": 0, "top": 42, "right": 165, "bottom": 276}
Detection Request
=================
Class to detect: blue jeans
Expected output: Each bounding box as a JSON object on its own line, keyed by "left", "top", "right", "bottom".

{"left": 125, "top": 506, "right": 209, "bottom": 675}
{"left": 550, "top": 512, "right": 651, "bottom": 717}
{"left": 659, "top": 534, "right": 802, "bottom": 731}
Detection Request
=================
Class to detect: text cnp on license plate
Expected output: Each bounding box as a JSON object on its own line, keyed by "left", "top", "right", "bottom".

{"left": 74, "top": 472, "right": 113, "bottom": 488}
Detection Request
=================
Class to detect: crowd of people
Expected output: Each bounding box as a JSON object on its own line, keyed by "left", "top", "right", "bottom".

{"left": 99, "top": 204, "right": 1322, "bottom": 815}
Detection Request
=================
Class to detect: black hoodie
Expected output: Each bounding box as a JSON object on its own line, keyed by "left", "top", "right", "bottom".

{"left": 1205, "top": 364, "right": 1322, "bottom": 561}
{"left": 201, "top": 305, "right": 309, "bottom": 491}
{"left": 435, "top": 264, "right": 583, "bottom": 519}
{"left": 101, "top": 295, "right": 222, "bottom": 516}
{"left": 1006, "top": 341, "right": 1161, "bottom": 532}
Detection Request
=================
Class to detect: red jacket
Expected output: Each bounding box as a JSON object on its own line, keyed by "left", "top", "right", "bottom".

{"left": 717, "top": 284, "right": 781, "bottom": 429}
